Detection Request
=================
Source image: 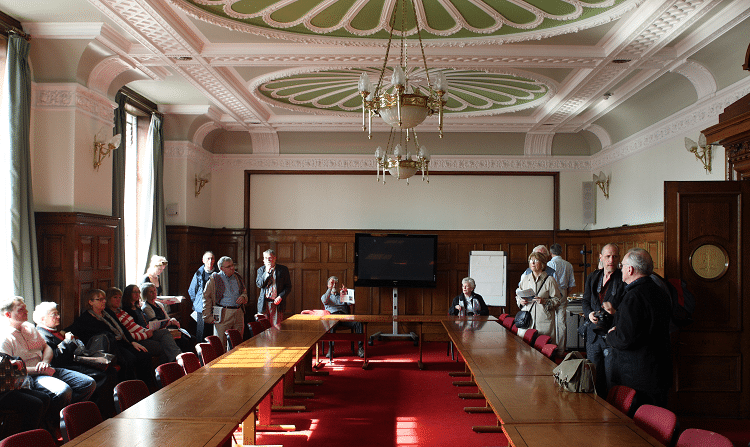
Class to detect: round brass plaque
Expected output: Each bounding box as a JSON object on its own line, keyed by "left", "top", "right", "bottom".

{"left": 690, "top": 244, "right": 728, "bottom": 280}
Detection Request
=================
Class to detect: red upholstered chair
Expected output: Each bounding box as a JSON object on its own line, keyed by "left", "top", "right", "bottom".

{"left": 177, "top": 352, "right": 202, "bottom": 374}
{"left": 196, "top": 342, "right": 218, "bottom": 366}
{"left": 511, "top": 324, "right": 519, "bottom": 334}
{"left": 540, "top": 343, "right": 557, "bottom": 360}
{"left": 501, "top": 316, "right": 514, "bottom": 329}
{"left": 259, "top": 318, "right": 272, "bottom": 330}
{"left": 225, "top": 328, "right": 243, "bottom": 350}
{"left": 113, "top": 379, "right": 150, "bottom": 414}
{"left": 533, "top": 334, "right": 551, "bottom": 351}
{"left": 155, "top": 362, "right": 186, "bottom": 388}
{"left": 606, "top": 385, "right": 637, "bottom": 416}
{"left": 60, "top": 401, "right": 103, "bottom": 442}
{"left": 205, "top": 334, "right": 225, "bottom": 356}
{"left": 248, "top": 321, "right": 264, "bottom": 337}
{"left": 0, "top": 429, "right": 57, "bottom": 447}
{"left": 633, "top": 404, "right": 677, "bottom": 447}
{"left": 498, "top": 313, "right": 509, "bottom": 322}
{"left": 676, "top": 428, "right": 733, "bottom": 447}
{"left": 522, "top": 328, "right": 538, "bottom": 345}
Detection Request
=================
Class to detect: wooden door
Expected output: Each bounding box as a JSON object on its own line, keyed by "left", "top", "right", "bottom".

{"left": 665, "top": 180, "right": 750, "bottom": 417}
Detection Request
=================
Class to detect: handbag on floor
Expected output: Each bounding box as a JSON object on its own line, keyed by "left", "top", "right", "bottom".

{"left": 553, "top": 351, "right": 596, "bottom": 393}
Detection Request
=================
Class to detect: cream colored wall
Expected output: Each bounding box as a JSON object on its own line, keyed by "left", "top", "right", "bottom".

{"left": 591, "top": 128, "right": 725, "bottom": 230}
{"left": 31, "top": 91, "right": 113, "bottom": 215}
{"left": 248, "top": 174, "right": 554, "bottom": 230}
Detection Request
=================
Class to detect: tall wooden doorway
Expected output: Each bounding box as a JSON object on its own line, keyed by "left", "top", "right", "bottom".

{"left": 665, "top": 180, "right": 750, "bottom": 417}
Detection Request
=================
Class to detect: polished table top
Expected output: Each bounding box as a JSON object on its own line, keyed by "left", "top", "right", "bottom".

{"left": 117, "top": 371, "right": 282, "bottom": 422}
{"left": 502, "top": 422, "right": 663, "bottom": 447}
{"left": 62, "top": 417, "right": 236, "bottom": 447}
{"left": 473, "top": 375, "right": 628, "bottom": 424}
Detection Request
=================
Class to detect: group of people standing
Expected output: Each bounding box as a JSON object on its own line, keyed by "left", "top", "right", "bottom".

{"left": 188, "top": 249, "right": 292, "bottom": 350}
{"left": 511, "top": 243, "right": 672, "bottom": 412}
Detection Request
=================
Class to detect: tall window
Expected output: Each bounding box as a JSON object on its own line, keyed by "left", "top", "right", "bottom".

{"left": 123, "top": 111, "right": 155, "bottom": 284}
{"left": 0, "top": 36, "right": 10, "bottom": 292}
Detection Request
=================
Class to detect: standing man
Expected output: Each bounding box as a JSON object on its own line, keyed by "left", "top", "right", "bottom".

{"left": 548, "top": 243, "right": 576, "bottom": 356}
{"left": 189, "top": 251, "right": 217, "bottom": 342}
{"left": 256, "top": 249, "right": 292, "bottom": 326}
{"left": 606, "top": 248, "right": 672, "bottom": 410}
{"left": 202, "top": 256, "right": 248, "bottom": 349}
{"left": 582, "top": 243, "right": 626, "bottom": 398}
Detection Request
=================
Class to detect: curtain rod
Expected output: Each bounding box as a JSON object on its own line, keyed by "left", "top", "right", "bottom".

{"left": 0, "top": 12, "right": 30, "bottom": 41}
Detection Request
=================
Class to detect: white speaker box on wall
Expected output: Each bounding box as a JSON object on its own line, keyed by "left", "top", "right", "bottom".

{"left": 582, "top": 181, "right": 596, "bottom": 224}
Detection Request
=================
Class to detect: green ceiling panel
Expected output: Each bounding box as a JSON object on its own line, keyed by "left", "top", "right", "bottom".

{"left": 178, "top": 0, "right": 630, "bottom": 41}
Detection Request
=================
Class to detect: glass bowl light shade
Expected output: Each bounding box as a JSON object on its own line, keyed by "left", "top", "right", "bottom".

{"left": 379, "top": 94, "right": 430, "bottom": 129}
{"left": 386, "top": 159, "right": 420, "bottom": 179}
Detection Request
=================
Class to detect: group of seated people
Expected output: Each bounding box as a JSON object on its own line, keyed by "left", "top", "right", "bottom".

{"left": 0, "top": 275, "right": 193, "bottom": 440}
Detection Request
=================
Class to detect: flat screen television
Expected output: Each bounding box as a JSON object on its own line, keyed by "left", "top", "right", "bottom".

{"left": 354, "top": 233, "right": 437, "bottom": 288}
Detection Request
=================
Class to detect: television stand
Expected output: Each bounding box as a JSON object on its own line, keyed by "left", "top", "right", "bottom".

{"left": 368, "top": 287, "right": 419, "bottom": 346}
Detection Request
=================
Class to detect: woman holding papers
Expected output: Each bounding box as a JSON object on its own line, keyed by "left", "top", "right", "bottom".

{"left": 515, "top": 252, "right": 563, "bottom": 341}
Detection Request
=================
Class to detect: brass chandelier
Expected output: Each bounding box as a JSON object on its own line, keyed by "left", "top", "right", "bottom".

{"left": 357, "top": 0, "right": 446, "bottom": 184}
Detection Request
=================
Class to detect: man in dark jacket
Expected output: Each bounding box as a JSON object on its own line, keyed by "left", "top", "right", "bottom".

{"left": 582, "top": 243, "right": 626, "bottom": 397}
{"left": 606, "top": 248, "right": 672, "bottom": 410}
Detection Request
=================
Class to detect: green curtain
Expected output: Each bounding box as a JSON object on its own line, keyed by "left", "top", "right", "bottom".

{"left": 112, "top": 92, "right": 127, "bottom": 288}
{"left": 145, "top": 114, "right": 168, "bottom": 294}
{"left": 4, "top": 34, "right": 40, "bottom": 304}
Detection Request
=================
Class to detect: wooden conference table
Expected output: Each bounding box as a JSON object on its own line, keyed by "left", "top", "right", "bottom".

{"left": 441, "top": 319, "right": 662, "bottom": 447}
{"left": 64, "top": 314, "right": 660, "bottom": 447}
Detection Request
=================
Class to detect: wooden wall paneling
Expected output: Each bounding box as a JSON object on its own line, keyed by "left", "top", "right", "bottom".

{"left": 36, "top": 213, "right": 119, "bottom": 329}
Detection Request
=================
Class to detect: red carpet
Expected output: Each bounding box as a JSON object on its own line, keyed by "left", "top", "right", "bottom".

{"left": 256, "top": 341, "right": 508, "bottom": 447}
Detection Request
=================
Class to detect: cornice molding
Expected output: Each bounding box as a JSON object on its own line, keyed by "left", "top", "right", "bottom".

{"left": 31, "top": 83, "right": 115, "bottom": 124}
{"left": 88, "top": 56, "right": 134, "bottom": 95}
{"left": 591, "top": 77, "right": 750, "bottom": 170}
{"left": 671, "top": 60, "right": 717, "bottom": 99}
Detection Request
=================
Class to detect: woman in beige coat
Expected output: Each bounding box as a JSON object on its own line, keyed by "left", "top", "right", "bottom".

{"left": 516, "top": 251, "right": 563, "bottom": 340}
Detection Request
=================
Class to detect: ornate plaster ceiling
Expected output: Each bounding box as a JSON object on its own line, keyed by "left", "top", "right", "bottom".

{"left": 6, "top": 0, "right": 750, "bottom": 153}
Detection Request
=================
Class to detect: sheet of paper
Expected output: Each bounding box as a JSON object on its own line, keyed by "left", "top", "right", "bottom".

{"left": 212, "top": 306, "right": 222, "bottom": 323}
{"left": 516, "top": 288, "right": 535, "bottom": 298}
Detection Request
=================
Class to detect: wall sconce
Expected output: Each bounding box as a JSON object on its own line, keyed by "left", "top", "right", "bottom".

{"left": 93, "top": 133, "right": 121, "bottom": 171}
{"left": 195, "top": 172, "right": 211, "bottom": 197}
{"left": 593, "top": 171, "right": 610, "bottom": 199}
{"left": 685, "top": 133, "right": 713, "bottom": 173}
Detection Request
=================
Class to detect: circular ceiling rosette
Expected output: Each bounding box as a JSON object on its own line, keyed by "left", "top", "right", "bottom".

{"left": 254, "top": 68, "right": 553, "bottom": 115}
{"left": 173, "top": 0, "right": 634, "bottom": 44}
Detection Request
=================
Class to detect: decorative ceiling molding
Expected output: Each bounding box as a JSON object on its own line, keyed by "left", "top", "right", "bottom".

{"left": 252, "top": 67, "right": 554, "bottom": 117}
{"left": 164, "top": 140, "right": 214, "bottom": 168}
{"left": 88, "top": 55, "right": 135, "bottom": 95}
{"left": 525, "top": 133, "right": 554, "bottom": 156}
{"left": 192, "top": 121, "right": 221, "bottom": 147}
{"left": 208, "top": 153, "right": 591, "bottom": 173}
{"left": 31, "top": 82, "right": 115, "bottom": 125}
{"left": 591, "top": 76, "right": 750, "bottom": 170}
{"left": 169, "top": 0, "right": 637, "bottom": 46}
{"left": 250, "top": 131, "right": 280, "bottom": 155}
{"left": 671, "top": 60, "right": 717, "bottom": 99}
{"left": 584, "top": 124, "right": 612, "bottom": 150}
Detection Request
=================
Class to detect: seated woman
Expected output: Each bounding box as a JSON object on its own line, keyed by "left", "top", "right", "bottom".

{"left": 516, "top": 251, "right": 563, "bottom": 340}
{"left": 141, "top": 255, "right": 167, "bottom": 295}
{"left": 33, "top": 301, "right": 117, "bottom": 417}
{"left": 449, "top": 277, "right": 489, "bottom": 316}
{"left": 65, "top": 289, "right": 155, "bottom": 388}
{"left": 107, "top": 287, "right": 181, "bottom": 363}
{"left": 141, "top": 283, "right": 194, "bottom": 352}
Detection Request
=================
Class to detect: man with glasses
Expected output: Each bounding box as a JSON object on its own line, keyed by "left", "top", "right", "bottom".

{"left": 256, "top": 249, "right": 291, "bottom": 326}
{"left": 582, "top": 243, "right": 626, "bottom": 397}
{"left": 606, "top": 248, "right": 672, "bottom": 410}
{"left": 203, "top": 256, "right": 249, "bottom": 349}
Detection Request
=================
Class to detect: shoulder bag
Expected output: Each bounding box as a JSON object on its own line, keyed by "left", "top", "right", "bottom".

{"left": 552, "top": 351, "right": 596, "bottom": 393}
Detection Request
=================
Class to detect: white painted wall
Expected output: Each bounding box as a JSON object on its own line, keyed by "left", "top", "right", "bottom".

{"left": 591, "top": 128, "right": 725, "bottom": 230}
{"left": 249, "top": 174, "right": 554, "bottom": 230}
